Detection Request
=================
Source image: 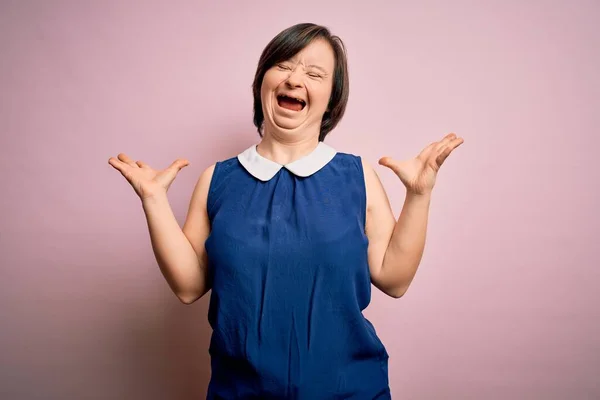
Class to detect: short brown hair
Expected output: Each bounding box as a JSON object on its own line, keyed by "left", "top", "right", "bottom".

{"left": 252, "top": 23, "right": 349, "bottom": 142}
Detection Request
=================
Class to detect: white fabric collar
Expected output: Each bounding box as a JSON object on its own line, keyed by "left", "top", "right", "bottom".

{"left": 237, "top": 142, "right": 337, "bottom": 181}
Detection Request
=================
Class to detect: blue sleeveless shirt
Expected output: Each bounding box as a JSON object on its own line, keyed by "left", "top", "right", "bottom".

{"left": 204, "top": 142, "right": 391, "bottom": 399}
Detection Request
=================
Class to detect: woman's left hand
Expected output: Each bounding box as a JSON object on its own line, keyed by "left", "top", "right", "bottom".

{"left": 378, "top": 132, "right": 464, "bottom": 196}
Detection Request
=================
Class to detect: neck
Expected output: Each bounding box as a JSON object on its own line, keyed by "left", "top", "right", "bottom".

{"left": 257, "top": 130, "right": 320, "bottom": 165}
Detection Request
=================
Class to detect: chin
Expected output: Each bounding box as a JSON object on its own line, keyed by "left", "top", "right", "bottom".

{"left": 272, "top": 117, "right": 304, "bottom": 132}
{"left": 269, "top": 108, "right": 307, "bottom": 132}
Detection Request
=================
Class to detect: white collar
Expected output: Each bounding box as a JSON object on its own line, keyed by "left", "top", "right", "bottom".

{"left": 237, "top": 142, "right": 337, "bottom": 181}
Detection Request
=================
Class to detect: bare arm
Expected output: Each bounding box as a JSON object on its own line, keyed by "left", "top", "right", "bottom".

{"left": 362, "top": 159, "right": 430, "bottom": 298}
{"left": 143, "top": 164, "right": 215, "bottom": 304}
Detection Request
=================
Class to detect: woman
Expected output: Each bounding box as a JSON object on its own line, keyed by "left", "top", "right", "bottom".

{"left": 109, "top": 23, "right": 463, "bottom": 399}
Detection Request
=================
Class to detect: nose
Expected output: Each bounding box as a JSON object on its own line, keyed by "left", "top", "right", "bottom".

{"left": 285, "top": 68, "right": 303, "bottom": 88}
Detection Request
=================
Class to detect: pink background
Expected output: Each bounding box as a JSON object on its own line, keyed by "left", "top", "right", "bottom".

{"left": 1, "top": 1, "right": 598, "bottom": 399}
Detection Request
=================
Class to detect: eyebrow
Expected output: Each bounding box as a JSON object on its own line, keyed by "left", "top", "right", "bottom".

{"left": 307, "top": 64, "right": 328, "bottom": 74}
{"left": 287, "top": 59, "right": 329, "bottom": 74}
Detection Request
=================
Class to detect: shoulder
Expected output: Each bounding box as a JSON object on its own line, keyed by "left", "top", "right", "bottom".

{"left": 328, "top": 149, "right": 383, "bottom": 209}
{"left": 330, "top": 147, "right": 370, "bottom": 170}
{"left": 194, "top": 152, "right": 249, "bottom": 213}
{"left": 357, "top": 157, "right": 387, "bottom": 213}
{"left": 191, "top": 151, "right": 237, "bottom": 197}
{"left": 329, "top": 150, "right": 378, "bottom": 188}
{"left": 199, "top": 162, "right": 217, "bottom": 184}
{"left": 359, "top": 157, "right": 377, "bottom": 179}
{"left": 190, "top": 162, "right": 217, "bottom": 206}
{"left": 330, "top": 149, "right": 366, "bottom": 172}
{"left": 198, "top": 152, "right": 242, "bottom": 189}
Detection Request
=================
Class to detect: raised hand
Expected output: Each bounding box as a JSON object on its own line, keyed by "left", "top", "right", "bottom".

{"left": 378, "top": 133, "right": 464, "bottom": 195}
{"left": 108, "top": 153, "right": 189, "bottom": 200}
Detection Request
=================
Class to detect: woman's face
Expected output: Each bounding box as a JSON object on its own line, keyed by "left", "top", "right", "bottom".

{"left": 261, "top": 39, "right": 335, "bottom": 135}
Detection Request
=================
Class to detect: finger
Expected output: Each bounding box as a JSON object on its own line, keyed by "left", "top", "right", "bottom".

{"left": 167, "top": 158, "right": 190, "bottom": 173}
{"left": 108, "top": 157, "right": 135, "bottom": 181}
{"left": 378, "top": 156, "right": 391, "bottom": 165}
{"left": 378, "top": 157, "right": 400, "bottom": 174}
{"left": 436, "top": 146, "right": 453, "bottom": 166}
{"left": 450, "top": 137, "right": 465, "bottom": 150}
{"left": 378, "top": 156, "right": 394, "bottom": 167}
{"left": 437, "top": 135, "right": 464, "bottom": 153}
{"left": 419, "top": 142, "right": 437, "bottom": 159}
{"left": 434, "top": 133, "right": 456, "bottom": 152}
{"left": 436, "top": 138, "right": 464, "bottom": 166}
{"left": 117, "top": 153, "right": 138, "bottom": 168}
{"left": 108, "top": 157, "right": 128, "bottom": 173}
{"left": 438, "top": 137, "right": 464, "bottom": 154}
{"left": 136, "top": 160, "right": 150, "bottom": 168}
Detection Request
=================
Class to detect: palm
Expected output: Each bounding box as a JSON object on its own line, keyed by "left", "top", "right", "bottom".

{"left": 379, "top": 133, "right": 464, "bottom": 195}
{"left": 108, "top": 153, "right": 189, "bottom": 200}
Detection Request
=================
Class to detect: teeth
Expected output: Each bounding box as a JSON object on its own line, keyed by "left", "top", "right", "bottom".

{"left": 279, "top": 94, "right": 305, "bottom": 105}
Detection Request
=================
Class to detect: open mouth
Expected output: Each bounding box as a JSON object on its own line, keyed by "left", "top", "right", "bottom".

{"left": 277, "top": 94, "right": 306, "bottom": 112}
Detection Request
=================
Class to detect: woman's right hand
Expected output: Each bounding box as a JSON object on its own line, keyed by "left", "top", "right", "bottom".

{"left": 108, "top": 153, "right": 190, "bottom": 201}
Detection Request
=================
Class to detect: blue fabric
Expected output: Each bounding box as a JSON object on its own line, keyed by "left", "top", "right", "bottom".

{"left": 204, "top": 151, "right": 391, "bottom": 399}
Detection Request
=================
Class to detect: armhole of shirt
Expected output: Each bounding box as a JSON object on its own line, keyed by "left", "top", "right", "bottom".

{"left": 206, "top": 161, "right": 221, "bottom": 220}
{"left": 355, "top": 155, "right": 368, "bottom": 233}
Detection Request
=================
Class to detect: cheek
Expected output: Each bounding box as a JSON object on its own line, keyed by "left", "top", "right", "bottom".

{"left": 260, "top": 81, "right": 269, "bottom": 101}
{"left": 260, "top": 76, "right": 276, "bottom": 104}
{"left": 263, "top": 71, "right": 287, "bottom": 89}
{"left": 261, "top": 74, "right": 274, "bottom": 93}
{"left": 309, "top": 85, "right": 332, "bottom": 109}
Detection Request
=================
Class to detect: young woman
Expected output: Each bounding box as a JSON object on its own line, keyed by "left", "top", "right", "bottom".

{"left": 109, "top": 22, "right": 463, "bottom": 399}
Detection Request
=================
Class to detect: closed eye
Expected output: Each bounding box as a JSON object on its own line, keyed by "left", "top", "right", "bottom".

{"left": 277, "top": 63, "right": 292, "bottom": 70}
{"left": 307, "top": 72, "right": 322, "bottom": 78}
